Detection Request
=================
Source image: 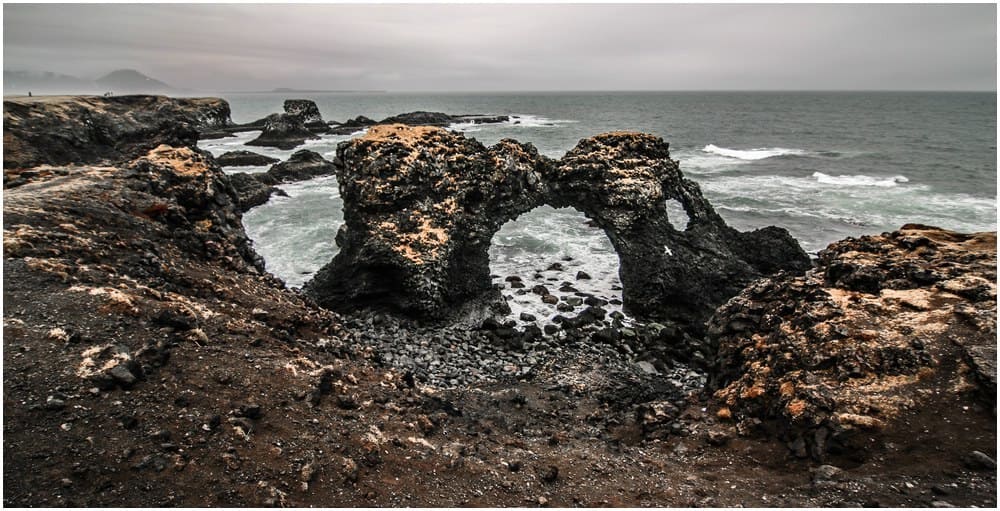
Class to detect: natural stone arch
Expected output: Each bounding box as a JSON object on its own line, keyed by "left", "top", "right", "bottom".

{"left": 304, "top": 125, "right": 811, "bottom": 336}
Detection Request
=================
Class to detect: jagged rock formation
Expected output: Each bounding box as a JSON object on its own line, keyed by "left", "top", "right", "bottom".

{"left": 245, "top": 113, "right": 319, "bottom": 150}
{"left": 3, "top": 95, "right": 231, "bottom": 171}
{"left": 709, "top": 225, "right": 997, "bottom": 459}
{"left": 304, "top": 125, "right": 810, "bottom": 333}
{"left": 216, "top": 150, "right": 280, "bottom": 167}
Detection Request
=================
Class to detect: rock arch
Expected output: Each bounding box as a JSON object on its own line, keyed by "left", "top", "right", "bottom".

{"left": 303, "top": 125, "right": 811, "bottom": 335}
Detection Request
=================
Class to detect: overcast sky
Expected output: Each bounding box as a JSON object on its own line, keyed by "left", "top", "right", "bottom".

{"left": 3, "top": 3, "right": 996, "bottom": 91}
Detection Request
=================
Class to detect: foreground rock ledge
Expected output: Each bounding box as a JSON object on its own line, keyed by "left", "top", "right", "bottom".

{"left": 304, "top": 124, "right": 811, "bottom": 331}
{"left": 709, "top": 224, "right": 997, "bottom": 459}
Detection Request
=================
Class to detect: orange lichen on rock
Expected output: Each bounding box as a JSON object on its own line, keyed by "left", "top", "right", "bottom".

{"left": 359, "top": 124, "right": 446, "bottom": 144}
{"left": 139, "top": 145, "right": 212, "bottom": 177}
{"left": 786, "top": 399, "right": 807, "bottom": 418}
{"left": 376, "top": 211, "right": 451, "bottom": 265}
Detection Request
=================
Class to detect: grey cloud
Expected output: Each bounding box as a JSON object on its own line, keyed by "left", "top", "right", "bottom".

{"left": 3, "top": 3, "right": 996, "bottom": 91}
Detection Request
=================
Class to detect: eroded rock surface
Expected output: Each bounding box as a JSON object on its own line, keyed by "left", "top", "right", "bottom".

{"left": 545, "top": 132, "right": 811, "bottom": 327}
{"left": 305, "top": 125, "right": 810, "bottom": 332}
{"left": 709, "top": 225, "right": 997, "bottom": 459}
{"left": 304, "top": 125, "right": 546, "bottom": 321}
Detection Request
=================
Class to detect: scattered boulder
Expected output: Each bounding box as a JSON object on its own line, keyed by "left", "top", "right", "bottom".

{"left": 963, "top": 450, "right": 996, "bottom": 470}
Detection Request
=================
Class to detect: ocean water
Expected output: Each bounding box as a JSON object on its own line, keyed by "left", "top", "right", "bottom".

{"left": 198, "top": 91, "right": 997, "bottom": 324}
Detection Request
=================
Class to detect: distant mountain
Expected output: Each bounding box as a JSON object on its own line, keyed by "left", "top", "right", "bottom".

{"left": 4, "top": 70, "right": 97, "bottom": 94}
{"left": 95, "top": 69, "right": 175, "bottom": 94}
{"left": 3, "top": 69, "right": 178, "bottom": 95}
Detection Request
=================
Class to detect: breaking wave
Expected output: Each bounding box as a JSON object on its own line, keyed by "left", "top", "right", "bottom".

{"left": 702, "top": 144, "right": 808, "bottom": 160}
{"left": 812, "top": 172, "right": 909, "bottom": 187}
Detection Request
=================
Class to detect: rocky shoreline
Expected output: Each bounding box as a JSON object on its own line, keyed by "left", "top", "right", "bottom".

{"left": 3, "top": 95, "right": 995, "bottom": 507}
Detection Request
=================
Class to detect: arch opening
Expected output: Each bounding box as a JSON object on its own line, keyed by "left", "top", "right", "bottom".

{"left": 489, "top": 205, "right": 629, "bottom": 331}
{"left": 664, "top": 198, "right": 691, "bottom": 231}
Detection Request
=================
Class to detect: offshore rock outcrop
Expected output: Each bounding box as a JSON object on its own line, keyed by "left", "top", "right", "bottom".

{"left": 328, "top": 112, "right": 511, "bottom": 135}
{"left": 228, "top": 149, "right": 337, "bottom": 211}
{"left": 215, "top": 150, "right": 279, "bottom": 167}
{"left": 283, "top": 99, "right": 324, "bottom": 124}
{"left": 304, "top": 125, "right": 810, "bottom": 333}
{"left": 284, "top": 98, "right": 330, "bottom": 133}
{"left": 3, "top": 95, "right": 232, "bottom": 171}
{"left": 709, "top": 225, "right": 997, "bottom": 459}
{"left": 261, "top": 149, "right": 337, "bottom": 184}
{"left": 246, "top": 113, "right": 319, "bottom": 150}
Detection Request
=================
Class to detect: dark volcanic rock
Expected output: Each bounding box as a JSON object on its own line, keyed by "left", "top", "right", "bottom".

{"left": 305, "top": 126, "right": 809, "bottom": 333}
{"left": 3, "top": 95, "right": 232, "bottom": 170}
{"left": 246, "top": 113, "right": 319, "bottom": 150}
{"left": 284, "top": 99, "right": 329, "bottom": 133}
{"left": 710, "top": 225, "right": 997, "bottom": 459}
{"left": 260, "top": 149, "right": 336, "bottom": 184}
{"left": 229, "top": 172, "right": 279, "bottom": 211}
{"left": 215, "top": 150, "right": 280, "bottom": 167}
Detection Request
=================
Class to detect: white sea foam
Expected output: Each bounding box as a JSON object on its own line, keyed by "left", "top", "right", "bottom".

{"left": 812, "top": 172, "right": 909, "bottom": 187}
{"left": 448, "top": 114, "right": 576, "bottom": 133}
{"left": 242, "top": 175, "right": 343, "bottom": 289}
{"left": 702, "top": 144, "right": 808, "bottom": 161}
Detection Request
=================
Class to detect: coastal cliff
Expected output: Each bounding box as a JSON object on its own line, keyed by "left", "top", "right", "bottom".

{"left": 3, "top": 95, "right": 231, "bottom": 172}
{"left": 3, "top": 96, "right": 995, "bottom": 507}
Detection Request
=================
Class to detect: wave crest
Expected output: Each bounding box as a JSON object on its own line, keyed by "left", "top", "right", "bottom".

{"left": 812, "top": 172, "right": 909, "bottom": 187}
{"left": 702, "top": 144, "right": 808, "bottom": 160}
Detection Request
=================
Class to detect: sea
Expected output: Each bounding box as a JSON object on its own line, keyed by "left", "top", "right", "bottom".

{"left": 197, "top": 91, "right": 997, "bottom": 324}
